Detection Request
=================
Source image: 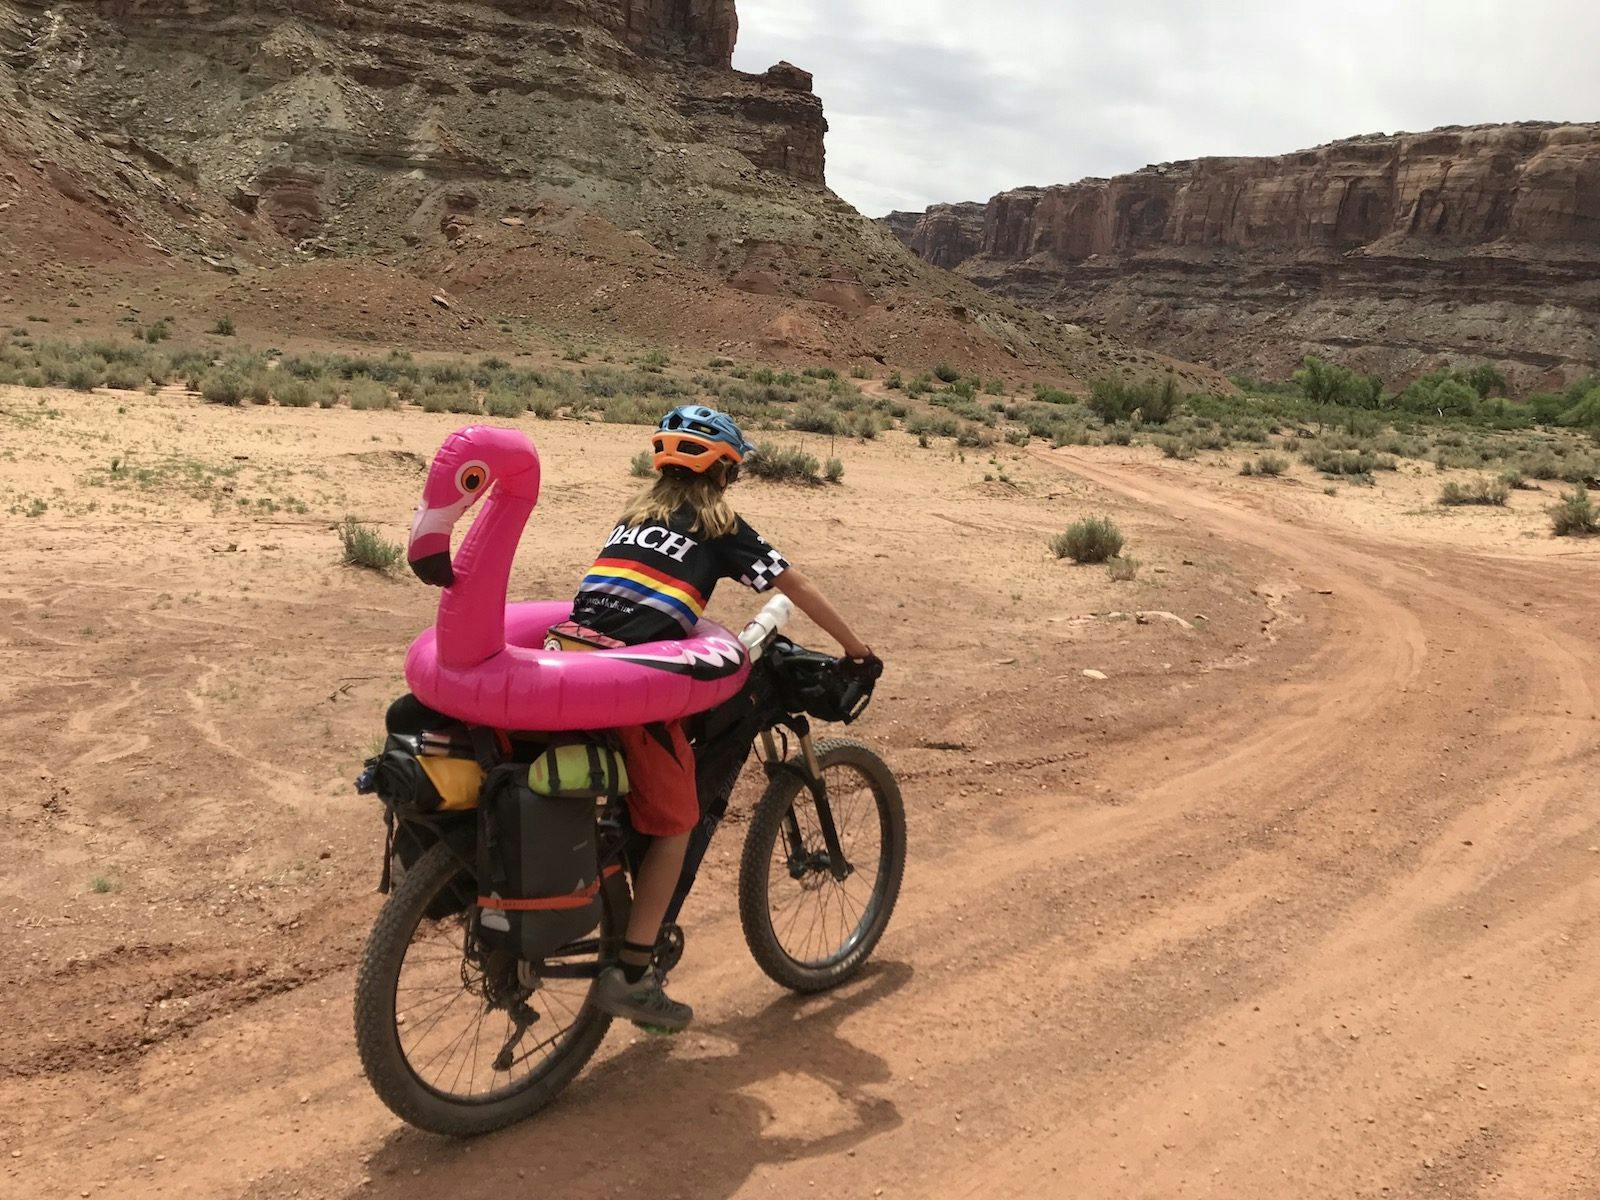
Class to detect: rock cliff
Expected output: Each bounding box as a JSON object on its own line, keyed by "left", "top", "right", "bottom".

{"left": 0, "top": 0, "right": 1213, "bottom": 385}
{"left": 885, "top": 124, "right": 1600, "bottom": 389}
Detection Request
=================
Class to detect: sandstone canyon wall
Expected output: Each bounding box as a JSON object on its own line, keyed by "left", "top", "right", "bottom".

{"left": 0, "top": 0, "right": 1214, "bottom": 385}
{"left": 884, "top": 124, "right": 1600, "bottom": 389}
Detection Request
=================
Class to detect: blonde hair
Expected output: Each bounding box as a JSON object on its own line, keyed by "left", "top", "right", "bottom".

{"left": 619, "top": 468, "right": 737, "bottom": 538}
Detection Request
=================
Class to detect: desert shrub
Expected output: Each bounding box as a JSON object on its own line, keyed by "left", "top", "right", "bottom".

{"left": 1561, "top": 388, "right": 1600, "bottom": 431}
{"left": 101, "top": 362, "right": 146, "bottom": 390}
{"left": 582, "top": 365, "right": 686, "bottom": 400}
{"left": 343, "top": 378, "right": 392, "bottom": 410}
{"left": 630, "top": 449, "right": 654, "bottom": 478}
{"left": 1104, "top": 423, "right": 1134, "bottom": 446}
{"left": 789, "top": 403, "right": 846, "bottom": 436}
{"left": 243, "top": 371, "right": 273, "bottom": 404}
{"left": 1549, "top": 486, "right": 1599, "bottom": 536}
{"left": 1303, "top": 446, "right": 1393, "bottom": 475}
{"left": 600, "top": 395, "right": 657, "bottom": 425}
{"left": 339, "top": 517, "right": 402, "bottom": 572}
{"left": 484, "top": 389, "right": 527, "bottom": 418}
{"left": 275, "top": 379, "right": 323, "bottom": 408}
{"left": 65, "top": 362, "right": 102, "bottom": 391}
{"left": 1140, "top": 376, "right": 1183, "bottom": 424}
{"left": 1154, "top": 435, "right": 1196, "bottom": 461}
{"left": 1399, "top": 373, "right": 1482, "bottom": 418}
{"left": 823, "top": 456, "right": 844, "bottom": 483}
{"left": 212, "top": 316, "right": 235, "bottom": 337}
{"left": 1253, "top": 453, "right": 1289, "bottom": 476}
{"left": 142, "top": 320, "right": 171, "bottom": 344}
{"left": 955, "top": 424, "right": 994, "bottom": 448}
{"left": 933, "top": 362, "right": 960, "bottom": 384}
{"left": 1499, "top": 468, "right": 1532, "bottom": 490}
{"left": 1107, "top": 556, "right": 1140, "bottom": 582}
{"left": 1087, "top": 379, "right": 1139, "bottom": 424}
{"left": 1088, "top": 376, "right": 1183, "bottom": 425}
{"left": 200, "top": 371, "right": 246, "bottom": 405}
{"left": 906, "top": 373, "right": 933, "bottom": 398}
{"left": 525, "top": 389, "right": 561, "bottom": 419}
{"left": 885, "top": 370, "right": 903, "bottom": 390}
{"left": 1461, "top": 363, "right": 1507, "bottom": 399}
{"left": 1034, "top": 386, "right": 1076, "bottom": 406}
{"left": 1050, "top": 516, "right": 1125, "bottom": 564}
{"left": 802, "top": 365, "right": 838, "bottom": 381}
{"left": 1004, "top": 428, "right": 1031, "bottom": 447}
{"left": 851, "top": 412, "right": 883, "bottom": 440}
{"left": 748, "top": 444, "right": 821, "bottom": 484}
{"left": 905, "top": 414, "right": 945, "bottom": 439}
{"left": 1438, "top": 478, "right": 1510, "bottom": 506}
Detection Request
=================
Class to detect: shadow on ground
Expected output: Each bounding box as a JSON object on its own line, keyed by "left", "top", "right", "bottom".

{"left": 359, "top": 959, "right": 913, "bottom": 1199}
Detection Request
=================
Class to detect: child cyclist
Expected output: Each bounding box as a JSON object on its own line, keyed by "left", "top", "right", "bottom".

{"left": 567, "top": 405, "right": 878, "bottom": 1031}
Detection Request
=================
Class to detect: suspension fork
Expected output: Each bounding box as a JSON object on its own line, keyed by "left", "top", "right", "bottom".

{"left": 761, "top": 727, "right": 852, "bottom": 881}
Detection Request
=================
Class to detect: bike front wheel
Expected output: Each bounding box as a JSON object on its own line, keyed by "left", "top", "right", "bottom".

{"left": 737, "top": 737, "right": 905, "bottom": 993}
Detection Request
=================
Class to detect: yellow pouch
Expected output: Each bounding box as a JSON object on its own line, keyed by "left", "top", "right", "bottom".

{"left": 416, "top": 756, "right": 485, "bottom": 812}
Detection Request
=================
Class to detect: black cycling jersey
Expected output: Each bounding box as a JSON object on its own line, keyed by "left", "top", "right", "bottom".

{"left": 572, "top": 505, "right": 789, "bottom": 645}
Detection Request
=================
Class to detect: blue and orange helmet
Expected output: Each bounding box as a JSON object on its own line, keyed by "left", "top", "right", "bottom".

{"left": 652, "top": 405, "right": 755, "bottom": 475}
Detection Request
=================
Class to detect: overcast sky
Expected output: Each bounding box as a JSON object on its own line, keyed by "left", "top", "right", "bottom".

{"left": 732, "top": 0, "right": 1600, "bottom": 216}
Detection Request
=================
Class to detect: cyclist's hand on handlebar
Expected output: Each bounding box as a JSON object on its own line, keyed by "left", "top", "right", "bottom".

{"left": 839, "top": 650, "right": 883, "bottom": 682}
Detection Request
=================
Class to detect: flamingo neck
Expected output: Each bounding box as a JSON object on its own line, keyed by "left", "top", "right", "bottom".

{"left": 436, "top": 484, "right": 535, "bottom": 670}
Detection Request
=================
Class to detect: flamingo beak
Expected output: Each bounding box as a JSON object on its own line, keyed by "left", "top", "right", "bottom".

{"left": 410, "top": 549, "right": 454, "bottom": 588}
{"left": 407, "top": 502, "right": 461, "bottom": 588}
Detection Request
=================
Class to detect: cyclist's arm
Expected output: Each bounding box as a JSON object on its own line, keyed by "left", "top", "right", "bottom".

{"left": 773, "top": 567, "right": 872, "bottom": 660}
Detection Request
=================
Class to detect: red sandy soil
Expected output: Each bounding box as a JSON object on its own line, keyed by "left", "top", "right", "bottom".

{"left": 1, "top": 386, "right": 1597, "bottom": 1199}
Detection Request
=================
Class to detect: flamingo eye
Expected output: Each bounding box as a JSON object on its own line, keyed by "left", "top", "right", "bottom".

{"left": 456, "top": 461, "right": 490, "bottom": 494}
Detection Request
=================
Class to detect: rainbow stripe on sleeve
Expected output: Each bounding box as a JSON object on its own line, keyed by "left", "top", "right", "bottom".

{"left": 579, "top": 557, "right": 707, "bottom": 631}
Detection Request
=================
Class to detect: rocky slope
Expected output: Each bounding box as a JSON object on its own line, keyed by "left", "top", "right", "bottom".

{"left": 0, "top": 0, "right": 1215, "bottom": 386}
{"left": 884, "top": 124, "right": 1600, "bottom": 390}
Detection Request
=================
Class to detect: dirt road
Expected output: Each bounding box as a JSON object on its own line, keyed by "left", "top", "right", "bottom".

{"left": 370, "top": 450, "right": 1600, "bottom": 1200}
{"left": 4, "top": 397, "right": 1596, "bottom": 1199}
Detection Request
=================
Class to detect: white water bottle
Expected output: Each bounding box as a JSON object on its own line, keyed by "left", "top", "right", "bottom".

{"left": 740, "top": 595, "right": 794, "bottom": 656}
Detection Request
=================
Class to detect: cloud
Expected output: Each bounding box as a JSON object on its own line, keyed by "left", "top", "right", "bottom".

{"left": 733, "top": 0, "right": 1600, "bottom": 215}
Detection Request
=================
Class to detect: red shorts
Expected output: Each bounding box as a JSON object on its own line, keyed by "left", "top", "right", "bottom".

{"left": 617, "top": 720, "right": 698, "bottom": 837}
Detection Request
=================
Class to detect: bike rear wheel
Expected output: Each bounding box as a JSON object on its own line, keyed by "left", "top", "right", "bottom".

{"left": 737, "top": 737, "right": 905, "bottom": 992}
{"left": 353, "top": 841, "right": 614, "bottom": 1136}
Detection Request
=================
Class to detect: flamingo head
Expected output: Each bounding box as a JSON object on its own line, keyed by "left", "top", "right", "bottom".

{"left": 408, "top": 425, "right": 541, "bottom": 587}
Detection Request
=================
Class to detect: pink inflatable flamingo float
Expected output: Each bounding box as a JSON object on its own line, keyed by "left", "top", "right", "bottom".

{"left": 403, "top": 425, "right": 749, "bottom": 730}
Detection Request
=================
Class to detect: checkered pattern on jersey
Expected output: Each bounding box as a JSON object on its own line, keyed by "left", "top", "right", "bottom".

{"left": 740, "top": 547, "right": 789, "bottom": 593}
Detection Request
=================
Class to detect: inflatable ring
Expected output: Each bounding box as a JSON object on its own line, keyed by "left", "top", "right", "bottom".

{"left": 402, "top": 426, "right": 750, "bottom": 731}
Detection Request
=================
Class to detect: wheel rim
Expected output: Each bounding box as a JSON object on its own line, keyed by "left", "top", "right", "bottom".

{"left": 763, "top": 761, "right": 888, "bottom": 970}
{"left": 391, "top": 869, "right": 600, "bottom": 1105}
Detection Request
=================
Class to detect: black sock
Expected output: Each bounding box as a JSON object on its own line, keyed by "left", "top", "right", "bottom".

{"left": 619, "top": 939, "right": 654, "bottom": 985}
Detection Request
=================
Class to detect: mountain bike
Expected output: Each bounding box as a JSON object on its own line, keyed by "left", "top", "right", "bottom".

{"left": 351, "top": 598, "right": 905, "bottom": 1135}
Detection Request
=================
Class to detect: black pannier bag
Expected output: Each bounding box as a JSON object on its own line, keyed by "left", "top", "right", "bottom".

{"left": 475, "top": 763, "right": 606, "bottom": 961}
